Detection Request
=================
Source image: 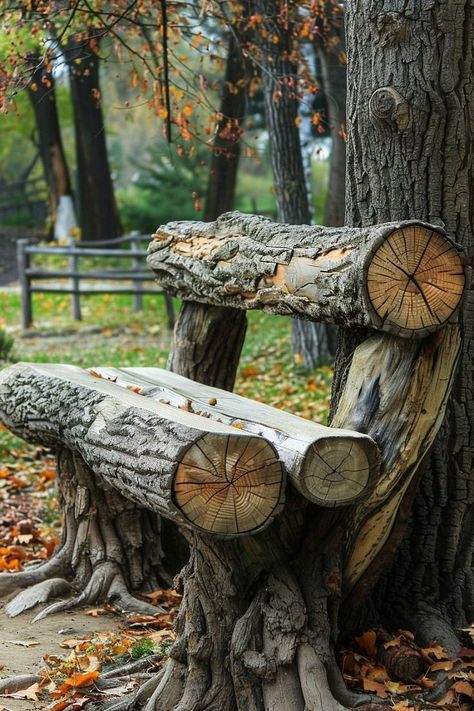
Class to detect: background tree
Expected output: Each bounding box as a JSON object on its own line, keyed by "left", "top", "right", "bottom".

{"left": 27, "top": 53, "right": 77, "bottom": 240}
{"left": 66, "top": 33, "right": 122, "bottom": 242}
{"left": 316, "top": 0, "right": 346, "bottom": 228}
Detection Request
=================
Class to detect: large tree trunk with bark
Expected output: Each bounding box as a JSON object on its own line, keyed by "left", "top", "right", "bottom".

{"left": 333, "top": 0, "right": 474, "bottom": 650}
{"left": 27, "top": 54, "right": 77, "bottom": 240}
{"left": 66, "top": 35, "right": 122, "bottom": 242}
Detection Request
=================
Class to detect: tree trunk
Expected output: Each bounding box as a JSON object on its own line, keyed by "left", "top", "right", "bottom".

{"left": 203, "top": 32, "right": 248, "bottom": 222}
{"left": 316, "top": 5, "right": 347, "bottom": 229}
{"left": 169, "top": 27, "right": 248, "bottom": 392}
{"left": 252, "top": 0, "right": 335, "bottom": 370}
{"left": 27, "top": 54, "right": 77, "bottom": 239}
{"left": 66, "top": 36, "right": 122, "bottom": 242}
{"left": 335, "top": 0, "right": 474, "bottom": 649}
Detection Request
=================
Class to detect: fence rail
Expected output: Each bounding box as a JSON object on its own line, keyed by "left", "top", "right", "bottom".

{"left": 17, "top": 233, "right": 175, "bottom": 330}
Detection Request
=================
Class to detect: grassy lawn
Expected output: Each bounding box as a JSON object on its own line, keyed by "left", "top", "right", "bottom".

{"left": 0, "top": 290, "right": 332, "bottom": 425}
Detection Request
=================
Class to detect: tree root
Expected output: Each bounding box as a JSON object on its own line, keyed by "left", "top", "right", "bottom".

{"left": 30, "top": 562, "right": 161, "bottom": 622}
{"left": 0, "top": 674, "right": 42, "bottom": 694}
{"left": 4, "top": 577, "right": 72, "bottom": 617}
{"left": 413, "top": 613, "right": 462, "bottom": 658}
{"left": 0, "top": 449, "right": 170, "bottom": 619}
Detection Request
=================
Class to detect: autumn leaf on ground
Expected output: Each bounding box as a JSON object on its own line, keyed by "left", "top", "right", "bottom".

{"left": 355, "top": 629, "right": 377, "bottom": 659}
{"left": 2, "top": 682, "right": 40, "bottom": 701}
{"left": 361, "top": 677, "right": 388, "bottom": 697}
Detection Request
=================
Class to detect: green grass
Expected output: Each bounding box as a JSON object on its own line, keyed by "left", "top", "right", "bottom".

{"left": 0, "top": 287, "right": 332, "bottom": 425}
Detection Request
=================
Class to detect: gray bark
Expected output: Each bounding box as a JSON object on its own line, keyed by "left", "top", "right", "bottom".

{"left": 336, "top": 0, "right": 474, "bottom": 636}
{"left": 88, "top": 366, "right": 381, "bottom": 508}
{"left": 316, "top": 4, "right": 347, "bottom": 228}
{"left": 149, "top": 211, "right": 465, "bottom": 338}
{"left": 0, "top": 363, "right": 285, "bottom": 538}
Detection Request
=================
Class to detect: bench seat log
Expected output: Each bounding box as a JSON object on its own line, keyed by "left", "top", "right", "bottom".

{"left": 148, "top": 211, "right": 465, "bottom": 338}
{"left": 90, "top": 366, "right": 380, "bottom": 508}
{"left": 0, "top": 363, "right": 285, "bottom": 538}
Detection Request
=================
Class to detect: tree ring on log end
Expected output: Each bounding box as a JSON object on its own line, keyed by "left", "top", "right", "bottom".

{"left": 300, "top": 437, "right": 377, "bottom": 507}
{"left": 366, "top": 224, "right": 465, "bottom": 335}
{"left": 173, "top": 433, "right": 285, "bottom": 536}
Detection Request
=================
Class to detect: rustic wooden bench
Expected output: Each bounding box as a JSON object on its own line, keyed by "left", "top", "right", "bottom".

{"left": 0, "top": 212, "right": 466, "bottom": 711}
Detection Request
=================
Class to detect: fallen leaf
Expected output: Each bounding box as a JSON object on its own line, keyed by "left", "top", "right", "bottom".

{"left": 361, "top": 677, "right": 388, "bottom": 697}
{"left": 3, "top": 682, "right": 40, "bottom": 701}
{"left": 383, "top": 635, "right": 403, "bottom": 649}
{"left": 355, "top": 630, "right": 377, "bottom": 659}
{"left": 421, "top": 643, "right": 448, "bottom": 661}
{"left": 58, "top": 638, "right": 90, "bottom": 649}
{"left": 430, "top": 659, "right": 454, "bottom": 672}
{"left": 84, "top": 607, "right": 107, "bottom": 616}
{"left": 452, "top": 679, "right": 474, "bottom": 698}
{"left": 62, "top": 670, "right": 100, "bottom": 688}
{"left": 5, "top": 639, "right": 40, "bottom": 647}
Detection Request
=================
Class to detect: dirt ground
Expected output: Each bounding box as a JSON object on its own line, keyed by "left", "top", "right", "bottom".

{"left": 0, "top": 594, "right": 123, "bottom": 710}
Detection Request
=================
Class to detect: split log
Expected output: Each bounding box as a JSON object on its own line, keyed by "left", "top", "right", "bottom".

{"left": 148, "top": 211, "right": 466, "bottom": 339}
{"left": 331, "top": 325, "right": 462, "bottom": 596}
{"left": 0, "top": 362, "right": 285, "bottom": 537}
{"left": 88, "top": 366, "right": 380, "bottom": 508}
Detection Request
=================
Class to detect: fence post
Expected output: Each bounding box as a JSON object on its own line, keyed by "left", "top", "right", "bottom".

{"left": 69, "top": 239, "right": 82, "bottom": 321}
{"left": 131, "top": 231, "right": 143, "bottom": 312}
{"left": 17, "top": 239, "right": 32, "bottom": 330}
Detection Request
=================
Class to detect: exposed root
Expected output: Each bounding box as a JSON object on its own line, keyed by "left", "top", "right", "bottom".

{"left": 5, "top": 577, "right": 72, "bottom": 617}
{"left": 326, "top": 659, "right": 380, "bottom": 708}
{"left": 0, "top": 449, "right": 171, "bottom": 620}
{"left": 0, "top": 546, "right": 71, "bottom": 598}
{"left": 0, "top": 674, "right": 42, "bottom": 694}
{"left": 31, "top": 562, "right": 161, "bottom": 622}
{"left": 101, "top": 654, "right": 164, "bottom": 679}
{"left": 413, "top": 613, "right": 462, "bottom": 658}
{"left": 143, "top": 659, "right": 187, "bottom": 711}
{"left": 297, "top": 643, "right": 346, "bottom": 711}
{"left": 107, "top": 575, "right": 165, "bottom": 615}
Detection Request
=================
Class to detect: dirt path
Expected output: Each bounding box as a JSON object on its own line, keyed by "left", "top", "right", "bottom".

{"left": 0, "top": 595, "right": 123, "bottom": 710}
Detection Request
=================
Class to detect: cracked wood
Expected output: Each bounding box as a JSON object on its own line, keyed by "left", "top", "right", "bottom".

{"left": 148, "top": 211, "right": 465, "bottom": 339}
{"left": 89, "top": 366, "right": 380, "bottom": 508}
{"left": 0, "top": 363, "right": 285, "bottom": 537}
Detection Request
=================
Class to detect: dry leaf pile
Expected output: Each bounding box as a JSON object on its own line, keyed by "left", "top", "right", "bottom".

{"left": 0, "top": 431, "right": 60, "bottom": 572}
{"left": 340, "top": 628, "right": 474, "bottom": 710}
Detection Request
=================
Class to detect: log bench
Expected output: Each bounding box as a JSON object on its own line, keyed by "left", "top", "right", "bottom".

{"left": 0, "top": 212, "right": 467, "bottom": 711}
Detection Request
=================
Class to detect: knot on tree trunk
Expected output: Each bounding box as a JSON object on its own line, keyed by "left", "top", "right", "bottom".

{"left": 369, "top": 87, "right": 411, "bottom": 130}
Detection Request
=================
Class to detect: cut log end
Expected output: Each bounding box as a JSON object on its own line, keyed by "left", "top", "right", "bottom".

{"left": 301, "top": 437, "right": 378, "bottom": 507}
{"left": 173, "top": 433, "right": 284, "bottom": 536}
{"left": 366, "top": 225, "right": 465, "bottom": 335}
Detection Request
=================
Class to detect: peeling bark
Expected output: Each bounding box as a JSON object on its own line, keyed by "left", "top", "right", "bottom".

{"left": 149, "top": 212, "right": 465, "bottom": 338}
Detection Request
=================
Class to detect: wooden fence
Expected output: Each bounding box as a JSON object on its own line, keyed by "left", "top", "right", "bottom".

{"left": 0, "top": 176, "right": 48, "bottom": 225}
{"left": 17, "top": 233, "right": 175, "bottom": 330}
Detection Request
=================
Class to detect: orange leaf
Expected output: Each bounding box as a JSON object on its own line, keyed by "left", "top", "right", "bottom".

{"left": 63, "top": 670, "right": 99, "bottom": 688}
{"left": 452, "top": 680, "right": 474, "bottom": 699}
{"left": 421, "top": 643, "right": 448, "bottom": 661}
{"left": 361, "top": 677, "right": 388, "bottom": 698}
{"left": 355, "top": 630, "right": 377, "bottom": 659}
{"left": 383, "top": 635, "right": 403, "bottom": 649}
{"left": 430, "top": 659, "right": 454, "bottom": 672}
